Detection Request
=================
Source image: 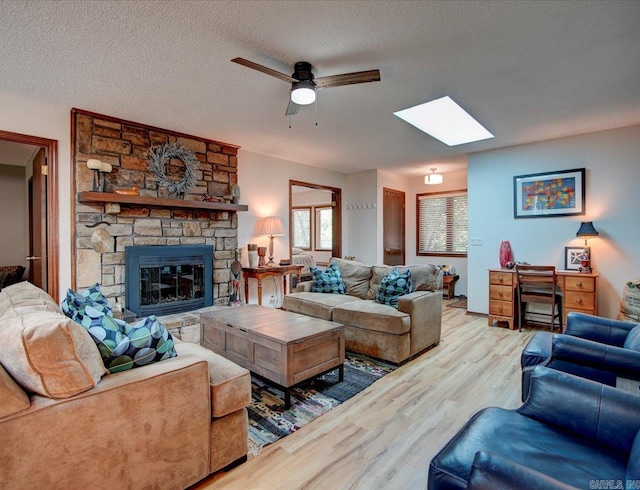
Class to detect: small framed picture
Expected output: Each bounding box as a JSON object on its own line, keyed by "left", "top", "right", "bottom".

{"left": 564, "top": 246, "right": 588, "bottom": 271}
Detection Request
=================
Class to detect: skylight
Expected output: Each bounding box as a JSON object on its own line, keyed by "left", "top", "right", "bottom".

{"left": 394, "top": 96, "right": 494, "bottom": 146}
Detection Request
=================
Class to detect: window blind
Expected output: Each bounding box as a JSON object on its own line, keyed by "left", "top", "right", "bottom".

{"left": 418, "top": 192, "right": 468, "bottom": 255}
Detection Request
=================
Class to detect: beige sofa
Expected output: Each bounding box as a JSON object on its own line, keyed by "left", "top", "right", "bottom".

{"left": 283, "top": 258, "right": 442, "bottom": 364}
{"left": 0, "top": 282, "right": 251, "bottom": 490}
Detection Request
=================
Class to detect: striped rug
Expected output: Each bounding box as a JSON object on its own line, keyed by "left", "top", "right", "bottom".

{"left": 247, "top": 353, "right": 396, "bottom": 456}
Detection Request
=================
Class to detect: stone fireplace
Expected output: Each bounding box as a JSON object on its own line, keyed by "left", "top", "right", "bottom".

{"left": 72, "top": 109, "right": 246, "bottom": 310}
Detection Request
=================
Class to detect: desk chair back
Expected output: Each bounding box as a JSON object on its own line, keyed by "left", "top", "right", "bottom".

{"left": 515, "top": 265, "right": 562, "bottom": 332}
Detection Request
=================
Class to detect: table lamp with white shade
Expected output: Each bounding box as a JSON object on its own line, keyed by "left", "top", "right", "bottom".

{"left": 258, "top": 216, "right": 285, "bottom": 267}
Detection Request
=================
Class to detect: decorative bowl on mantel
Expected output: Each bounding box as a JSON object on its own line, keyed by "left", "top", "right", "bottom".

{"left": 114, "top": 187, "right": 139, "bottom": 196}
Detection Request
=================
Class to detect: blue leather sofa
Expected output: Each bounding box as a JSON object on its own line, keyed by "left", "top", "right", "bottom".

{"left": 521, "top": 312, "right": 640, "bottom": 400}
{"left": 428, "top": 367, "right": 640, "bottom": 489}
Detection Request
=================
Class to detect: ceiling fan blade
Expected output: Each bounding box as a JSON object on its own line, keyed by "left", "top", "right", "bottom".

{"left": 231, "top": 57, "right": 297, "bottom": 83}
{"left": 315, "top": 69, "right": 381, "bottom": 89}
{"left": 285, "top": 99, "right": 300, "bottom": 116}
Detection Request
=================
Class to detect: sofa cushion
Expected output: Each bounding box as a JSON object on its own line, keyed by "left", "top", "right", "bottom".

{"left": 175, "top": 341, "right": 251, "bottom": 417}
{"left": 0, "top": 362, "right": 30, "bottom": 418}
{"left": 0, "top": 309, "right": 108, "bottom": 398}
{"left": 368, "top": 264, "right": 440, "bottom": 299}
{"left": 375, "top": 268, "right": 413, "bottom": 309}
{"left": 330, "top": 258, "right": 373, "bottom": 299}
{"left": 80, "top": 306, "right": 177, "bottom": 373}
{"left": 0, "top": 281, "right": 60, "bottom": 318}
{"left": 623, "top": 325, "right": 640, "bottom": 351}
{"left": 311, "top": 263, "right": 346, "bottom": 294}
{"left": 333, "top": 300, "right": 411, "bottom": 335}
{"left": 283, "top": 291, "right": 360, "bottom": 321}
{"left": 61, "top": 283, "right": 113, "bottom": 322}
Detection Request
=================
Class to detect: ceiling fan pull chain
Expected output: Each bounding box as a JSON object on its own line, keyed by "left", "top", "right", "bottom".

{"left": 315, "top": 97, "right": 318, "bottom": 126}
{"left": 288, "top": 115, "right": 292, "bottom": 129}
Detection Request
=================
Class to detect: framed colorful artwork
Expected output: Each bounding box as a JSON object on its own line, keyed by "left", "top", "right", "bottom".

{"left": 565, "top": 246, "right": 588, "bottom": 271}
{"left": 513, "top": 168, "right": 585, "bottom": 219}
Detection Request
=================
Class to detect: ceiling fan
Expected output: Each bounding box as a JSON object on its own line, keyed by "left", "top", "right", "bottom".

{"left": 231, "top": 58, "right": 381, "bottom": 116}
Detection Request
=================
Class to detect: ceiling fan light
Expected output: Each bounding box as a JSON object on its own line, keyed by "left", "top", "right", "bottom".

{"left": 291, "top": 81, "right": 316, "bottom": 105}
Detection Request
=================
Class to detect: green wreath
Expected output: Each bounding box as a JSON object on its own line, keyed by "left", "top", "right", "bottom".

{"left": 147, "top": 142, "right": 199, "bottom": 197}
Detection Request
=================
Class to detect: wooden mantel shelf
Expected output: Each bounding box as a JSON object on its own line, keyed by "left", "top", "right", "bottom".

{"left": 78, "top": 192, "right": 249, "bottom": 212}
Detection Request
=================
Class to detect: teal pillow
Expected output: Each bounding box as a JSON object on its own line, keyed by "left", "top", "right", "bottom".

{"left": 375, "top": 268, "right": 413, "bottom": 309}
{"left": 311, "top": 263, "right": 346, "bottom": 294}
{"left": 80, "top": 305, "right": 177, "bottom": 374}
{"left": 61, "top": 283, "right": 113, "bottom": 322}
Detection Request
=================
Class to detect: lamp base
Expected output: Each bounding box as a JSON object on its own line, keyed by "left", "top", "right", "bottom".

{"left": 266, "top": 257, "right": 276, "bottom": 267}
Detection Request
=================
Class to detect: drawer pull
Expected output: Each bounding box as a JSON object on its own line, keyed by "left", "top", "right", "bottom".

{"left": 498, "top": 277, "right": 504, "bottom": 283}
{"left": 576, "top": 282, "right": 583, "bottom": 288}
{"left": 498, "top": 292, "right": 503, "bottom": 297}
{"left": 227, "top": 324, "right": 247, "bottom": 332}
{"left": 576, "top": 298, "right": 583, "bottom": 304}
{"left": 295, "top": 339, "right": 305, "bottom": 344}
{"left": 498, "top": 307, "right": 503, "bottom": 312}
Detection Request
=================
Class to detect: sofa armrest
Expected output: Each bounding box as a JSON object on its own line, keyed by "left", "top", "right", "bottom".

{"left": 468, "top": 451, "right": 579, "bottom": 490}
{"left": 518, "top": 366, "right": 640, "bottom": 455}
{"left": 295, "top": 280, "right": 314, "bottom": 292}
{"left": 551, "top": 334, "right": 640, "bottom": 380}
{"left": 398, "top": 290, "right": 442, "bottom": 353}
{"left": 565, "top": 312, "right": 637, "bottom": 346}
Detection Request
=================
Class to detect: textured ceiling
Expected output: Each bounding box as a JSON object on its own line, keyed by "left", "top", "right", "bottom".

{"left": 0, "top": 0, "right": 639, "bottom": 177}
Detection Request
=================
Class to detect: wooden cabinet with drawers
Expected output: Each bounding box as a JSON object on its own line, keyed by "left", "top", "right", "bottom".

{"left": 488, "top": 269, "right": 599, "bottom": 330}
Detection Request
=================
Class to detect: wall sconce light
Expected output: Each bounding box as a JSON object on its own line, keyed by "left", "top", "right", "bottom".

{"left": 576, "top": 221, "right": 599, "bottom": 273}
{"left": 425, "top": 168, "right": 443, "bottom": 185}
{"left": 258, "top": 216, "right": 285, "bottom": 267}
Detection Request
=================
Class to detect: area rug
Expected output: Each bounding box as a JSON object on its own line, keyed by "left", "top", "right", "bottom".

{"left": 447, "top": 298, "right": 467, "bottom": 309}
{"left": 247, "top": 353, "right": 396, "bottom": 456}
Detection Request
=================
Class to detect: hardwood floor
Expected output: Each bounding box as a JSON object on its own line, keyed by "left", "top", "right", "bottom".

{"left": 194, "top": 303, "right": 536, "bottom": 490}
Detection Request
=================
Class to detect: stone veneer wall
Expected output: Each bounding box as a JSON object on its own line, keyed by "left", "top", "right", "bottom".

{"left": 72, "top": 109, "right": 241, "bottom": 308}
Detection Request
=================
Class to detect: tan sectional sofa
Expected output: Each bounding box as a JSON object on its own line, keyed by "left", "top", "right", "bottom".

{"left": 283, "top": 258, "right": 442, "bottom": 364}
{"left": 0, "top": 281, "right": 251, "bottom": 489}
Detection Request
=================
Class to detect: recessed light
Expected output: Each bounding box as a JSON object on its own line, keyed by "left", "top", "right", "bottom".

{"left": 394, "top": 96, "right": 494, "bottom": 146}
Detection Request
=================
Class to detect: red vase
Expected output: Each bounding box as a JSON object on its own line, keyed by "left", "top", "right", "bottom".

{"left": 499, "top": 241, "right": 513, "bottom": 268}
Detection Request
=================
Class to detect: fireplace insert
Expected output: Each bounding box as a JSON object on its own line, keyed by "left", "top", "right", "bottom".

{"left": 125, "top": 245, "right": 214, "bottom": 316}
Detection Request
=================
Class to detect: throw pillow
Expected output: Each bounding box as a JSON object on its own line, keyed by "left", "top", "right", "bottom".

{"left": 623, "top": 325, "right": 640, "bottom": 352}
{"left": 311, "top": 263, "right": 346, "bottom": 294}
{"left": 80, "top": 305, "right": 177, "bottom": 373}
{"left": 61, "top": 283, "right": 113, "bottom": 322}
{"left": 375, "top": 268, "right": 413, "bottom": 309}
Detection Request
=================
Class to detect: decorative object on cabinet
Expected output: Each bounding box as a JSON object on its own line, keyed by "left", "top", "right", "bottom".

{"left": 564, "top": 246, "right": 588, "bottom": 271}
{"left": 257, "top": 246, "right": 267, "bottom": 267}
{"left": 114, "top": 186, "right": 139, "bottom": 196}
{"left": 488, "top": 268, "right": 599, "bottom": 330}
{"left": 247, "top": 244, "right": 258, "bottom": 269}
{"left": 513, "top": 168, "right": 585, "bottom": 219}
{"left": 258, "top": 217, "right": 285, "bottom": 267}
{"left": 230, "top": 183, "right": 241, "bottom": 204}
{"left": 499, "top": 240, "right": 513, "bottom": 268}
{"left": 99, "top": 161, "right": 112, "bottom": 192}
{"left": 147, "top": 142, "right": 199, "bottom": 197}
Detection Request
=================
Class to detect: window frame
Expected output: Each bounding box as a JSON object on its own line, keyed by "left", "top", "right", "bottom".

{"left": 291, "top": 206, "right": 312, "bottom": 250}
{"left": 314, "top": 205, "right": 333, "bottom": 251}
{"left": 416, "top": 189, "right": 468, "bottom": 257}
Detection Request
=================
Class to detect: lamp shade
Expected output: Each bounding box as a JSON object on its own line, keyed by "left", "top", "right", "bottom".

{"left": 258, "top": 216, "right": 285, "bottom": 237}
{"left": 576, "top": 221, "right": 599, "bottom": 238}
{"left": 425, "top": 168, "right": 443, "bottom": 185}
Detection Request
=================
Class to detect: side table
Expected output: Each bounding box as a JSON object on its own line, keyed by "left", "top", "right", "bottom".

{"left": 243, "top": 265, "right": 303, "bottom": 306}
{"left": 442, "top": 275, "right": 459, "bottom": 300}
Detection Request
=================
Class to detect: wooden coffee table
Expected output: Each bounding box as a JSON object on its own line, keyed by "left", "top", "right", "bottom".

{"left": 200, "top": 305, "right": 345, "bottom": 408}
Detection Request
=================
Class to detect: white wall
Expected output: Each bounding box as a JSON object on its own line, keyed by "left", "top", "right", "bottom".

{"left": 0, "top": 92, "right": 72, "bottom": 294}
{"left": 344, "top": 170, "right": 378, "bottom": 264}
{"left": 468, "top": 124, "right": 640, "bottom": 318}
{"left": 0, "top": 164, "right": 27, "bottom": 267}
{"left": 237, "top": 150, "right": 348, "bottom": 305}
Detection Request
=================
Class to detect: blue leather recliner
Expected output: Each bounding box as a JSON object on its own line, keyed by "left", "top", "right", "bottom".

{"left": 521, "top": 312, "right": 640, "bottom": 400}
{"left": 428, "top": 366, "right": 640, "bottom": 489}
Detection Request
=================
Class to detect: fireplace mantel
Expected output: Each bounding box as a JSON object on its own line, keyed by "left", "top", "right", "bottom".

{"left": 78, "top": 191, "right": 249, "bottom": 212}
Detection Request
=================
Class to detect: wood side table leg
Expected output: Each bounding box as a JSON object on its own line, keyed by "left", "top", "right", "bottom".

{"left": 244, "top": 276, "right": 249, "bottom": 305}
{"left": 257, "top": 279, "right": 263, "bottom": 306}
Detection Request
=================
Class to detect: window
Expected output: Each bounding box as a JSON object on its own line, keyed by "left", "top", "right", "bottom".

{"left": 417, "top": 190, "right": 468, "bottom": 256}
{"left": 292, "top": 207, "right": 311, "bottom": 249}
{"left": 315, "top": 206, "right": 332, "bottom": 250}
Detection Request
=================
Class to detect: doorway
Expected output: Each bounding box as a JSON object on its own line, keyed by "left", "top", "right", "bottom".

{"left": 383, "top": 187, "right": 405, "bottom": 266}
{"left": 0, "top": 130, "right": 59, "bottom": 300}
{"left": 289, "top": 180, "right": 342, "bottom": 274}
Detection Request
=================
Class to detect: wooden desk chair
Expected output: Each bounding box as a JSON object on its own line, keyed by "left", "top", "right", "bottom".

{"left": 515, "top": 265, "right": 562, "bottom": 332}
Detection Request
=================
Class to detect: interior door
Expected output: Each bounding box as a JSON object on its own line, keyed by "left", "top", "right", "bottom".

{"left": 383, "top": 188, "right": 405, "bottom": 265}
{"left": 28, "top": 148, "right": 47, "bottom": 289}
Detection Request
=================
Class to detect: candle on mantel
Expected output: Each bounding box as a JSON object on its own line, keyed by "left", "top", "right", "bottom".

{"left": 86, "top": 159, "right": 102, "bottom": 170}
{"left": 99, "top": 162, "right": 112, "bottom": 192}
{"left": 86, "top": 159, "right": 103, "bottom": 191}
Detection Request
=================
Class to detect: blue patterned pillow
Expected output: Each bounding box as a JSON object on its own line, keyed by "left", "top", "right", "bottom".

{"left": 80, "top": 305, "right": 177, "bottom": 374}
{"left": 311, "top": 263, "right": 346, "bottom": 294}
{"left": 61, "top": 283, "right": 112, "bottom": 322}
{"left": 375, "top": 268, "right": 413, "bottom": 309}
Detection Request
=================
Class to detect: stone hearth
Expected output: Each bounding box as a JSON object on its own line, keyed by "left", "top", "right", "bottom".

{"left": 72, "top": 109, "right": 244, "bottom": 309}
